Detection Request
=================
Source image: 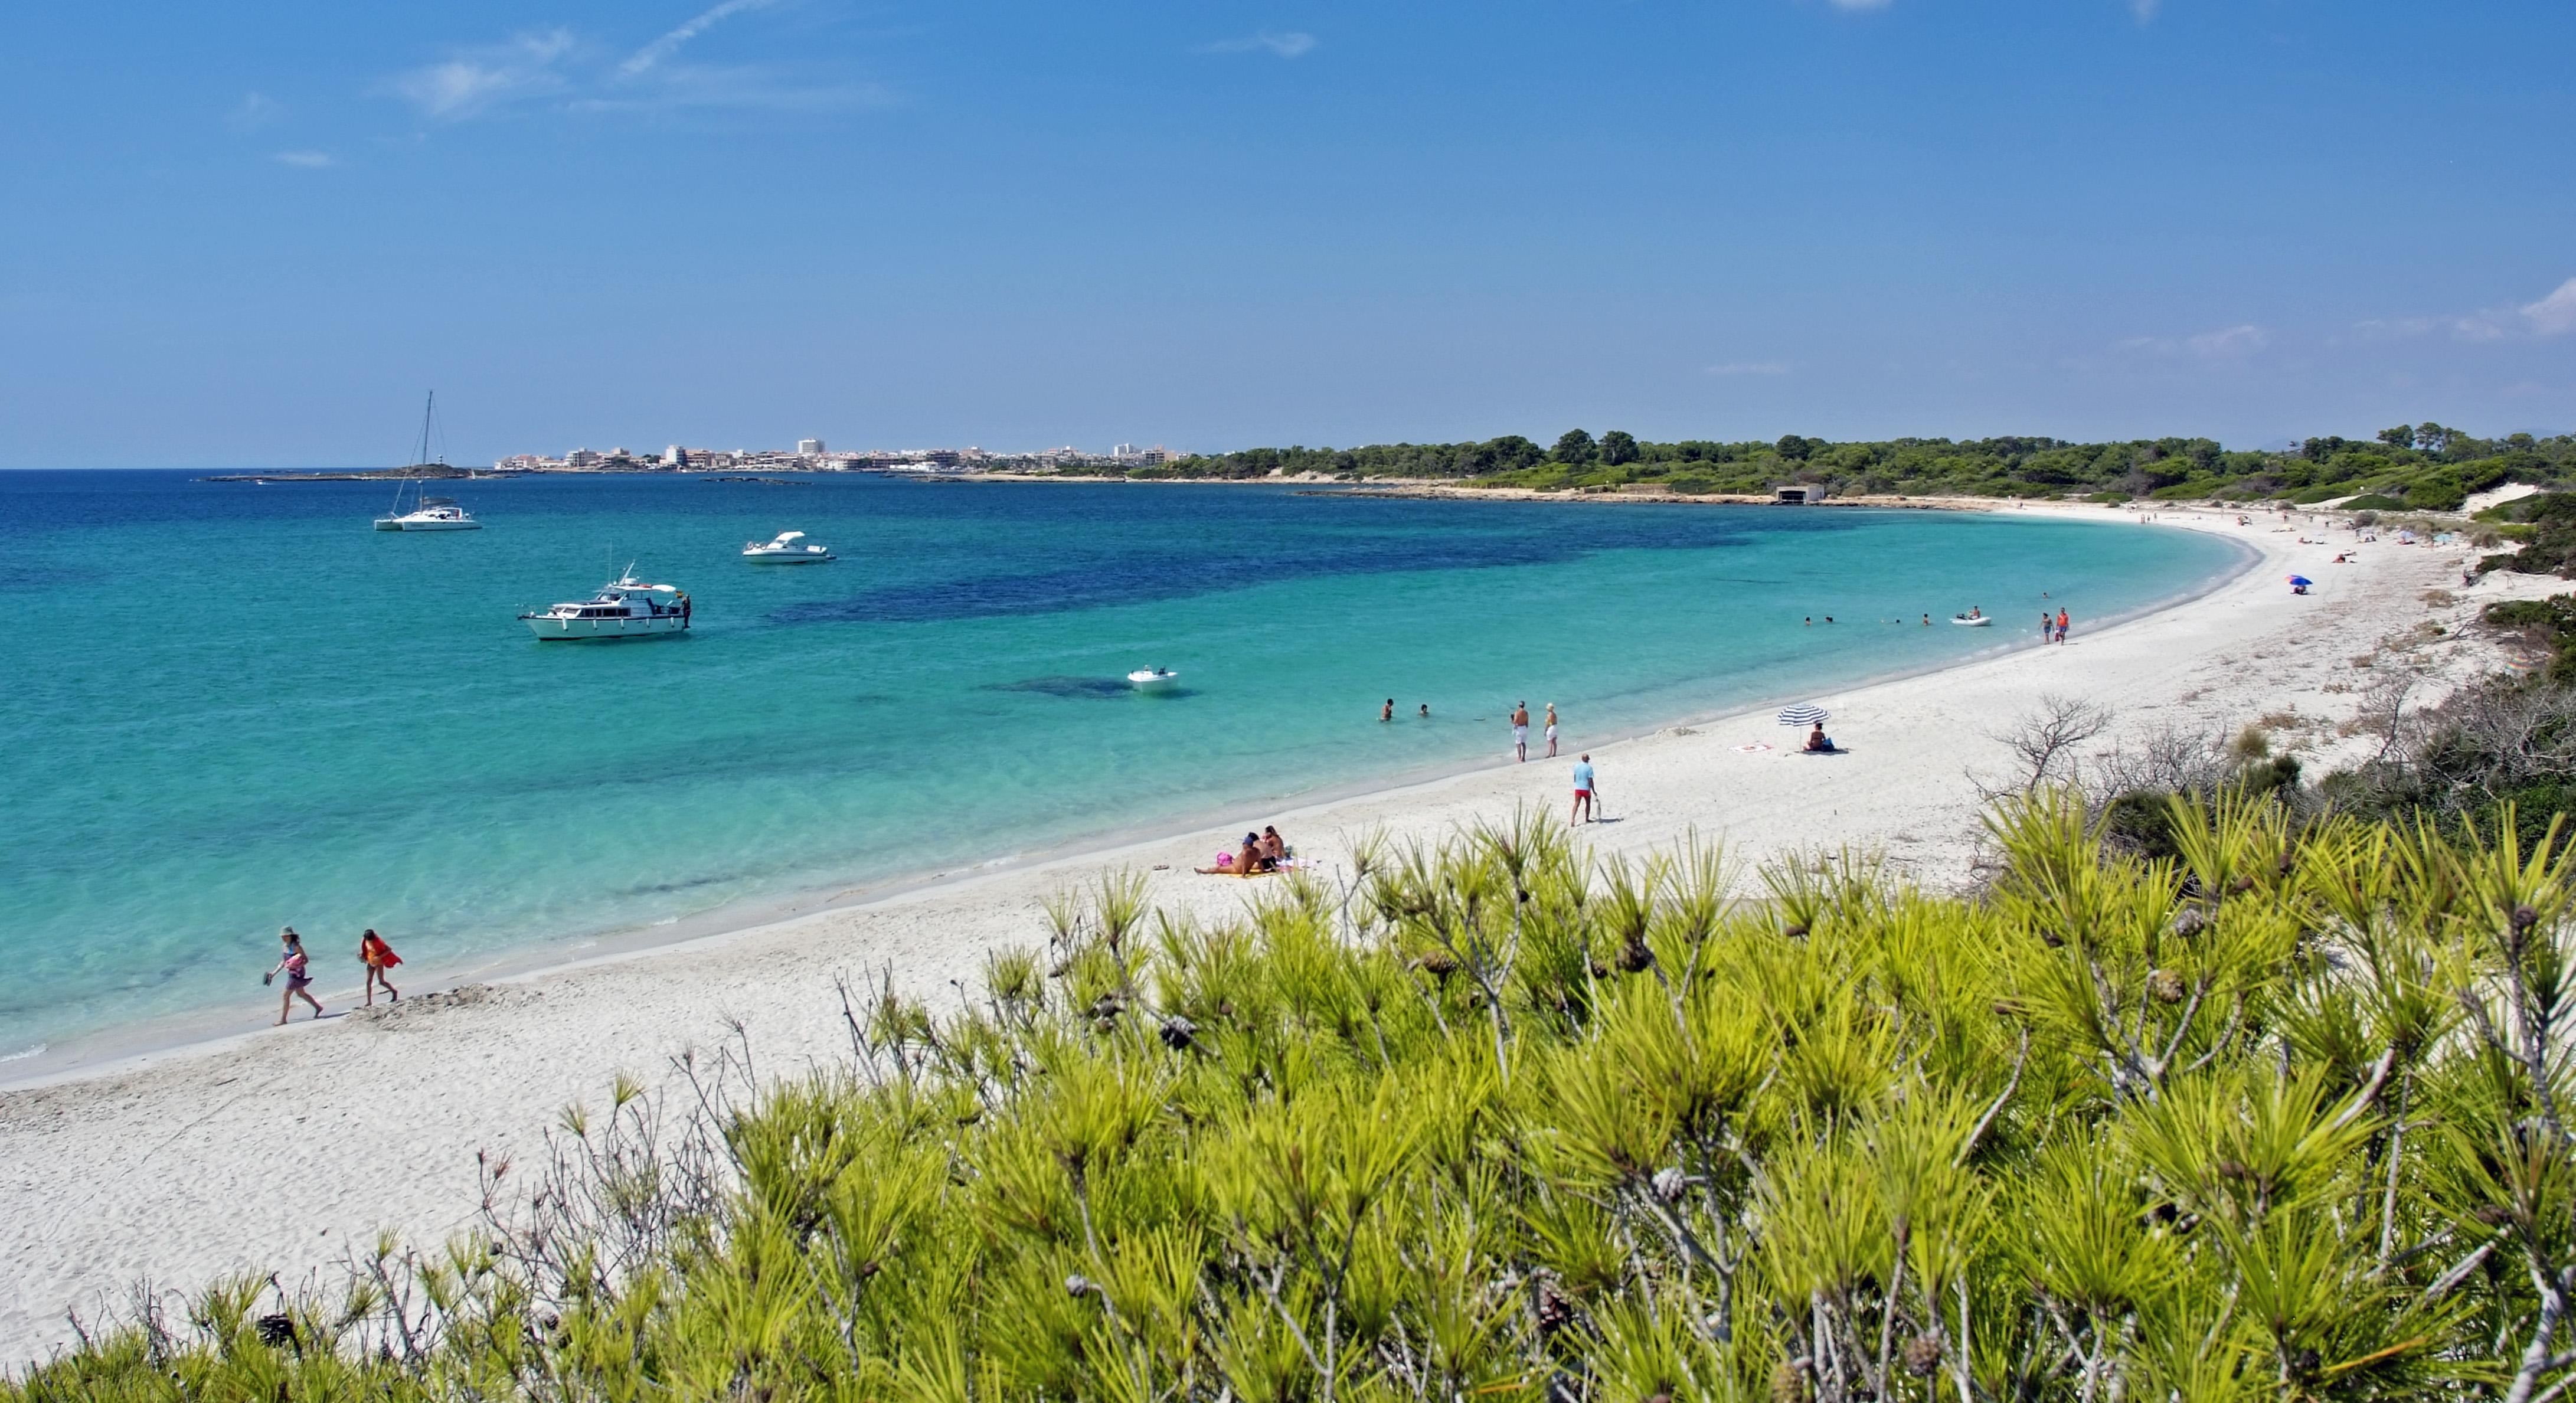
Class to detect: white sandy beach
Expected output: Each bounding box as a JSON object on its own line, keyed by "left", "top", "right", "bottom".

{"left": 0, "top": 502, "right": 2553, "bottom": 1362}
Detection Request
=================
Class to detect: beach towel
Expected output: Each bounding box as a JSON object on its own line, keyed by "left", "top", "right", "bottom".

{"left": 365, "top": 937, "right": 403, "bottom": 969}
{"left": 1735, "top": 743, "right": 1773, "bottom": 753}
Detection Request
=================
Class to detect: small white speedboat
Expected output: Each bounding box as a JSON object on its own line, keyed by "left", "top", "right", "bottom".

{"left": 1951, "top": 613, "right": 1991, "bottom": 627}
{"left": 521, "top": 570, "right": 692, "bottom": 640}
{"left": 1128, "top": 668, "right": 1179, "bottom": 691}
{"left": 743, "top": 530, "right": 834, "bottom": 564}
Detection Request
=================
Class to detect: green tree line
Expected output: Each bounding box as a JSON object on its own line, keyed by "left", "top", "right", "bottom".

{"left": 1062, "top": 424, "right": 2576, "bottom": 510}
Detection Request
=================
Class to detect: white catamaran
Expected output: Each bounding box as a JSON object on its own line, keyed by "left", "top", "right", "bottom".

{"left": 374, "top": 391, "right": 482, "bottom": 531}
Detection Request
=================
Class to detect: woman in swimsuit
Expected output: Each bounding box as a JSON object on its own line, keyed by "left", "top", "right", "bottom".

{"left": 359, "top": 928, "right": 403, "bottom": 1006}
{"left": 1260, "top": 826, "right": 1286, "bottom": 867}
{"left": 267, "top": 927, "right": 323, "bottom": 1024}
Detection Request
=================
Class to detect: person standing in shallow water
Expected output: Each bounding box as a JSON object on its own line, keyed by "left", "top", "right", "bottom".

{"left": 1380, "top": 698, "right": 1394, "bottom": 722}
{"left": 266, "top": 927, "right": 322, "bottom": 1024}
{"left": 1544, "top": 704, "right": 1559, "bottom": 758}
{"left": 1511, "top": 701, "right": 1530, "bottom": 761}
{"left": 359, "top": 928, "right": 402, "bottom": 1006}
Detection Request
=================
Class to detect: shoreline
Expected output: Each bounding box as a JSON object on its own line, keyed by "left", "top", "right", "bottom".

{"left": 0, "top": 502, "right": 2240, "bottom": 1091}
{"left": 0, "top": 501, "right": 2546, "bottom": 1360}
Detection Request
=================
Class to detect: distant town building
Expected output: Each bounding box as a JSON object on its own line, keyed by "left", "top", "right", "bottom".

{"left": 665, "top": 445, "right": 685, "bottom": 466}
{"left": 567, "top": 448, "right": 603, "bottom": 468}
{"left": 797, "top": 438, "right": 825, "bottom": 456}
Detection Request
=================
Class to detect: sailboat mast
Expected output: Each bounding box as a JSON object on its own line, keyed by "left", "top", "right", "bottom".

{"left": 418, "top": 391, "right": 436, "bottom": 467}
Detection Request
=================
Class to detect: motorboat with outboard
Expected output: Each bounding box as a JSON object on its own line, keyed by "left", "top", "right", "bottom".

{"left": 743, "top": 530, "right": 834, "bottom": 563}
{"left": 1128, "top": 667, "right": 1179, "bottom": 691}
{"left": 374, "top": 391, "right": 482, "bottom": 530}
{"left": 521, "top": 570, "right": 692, "bottom": 640}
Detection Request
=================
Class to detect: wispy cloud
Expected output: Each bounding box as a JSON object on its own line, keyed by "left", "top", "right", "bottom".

{"left": 229, "top": 91, "right": 283, "bottom": 130}
{"left": 272, "top": 150, "right": 338, "bottom": 169}
{"left": 622, "top": 0, "right": 776, "bottom": 77}
{"left": 1707, "top": 361, "right": 1791, "bottom": 377}
{"left": 571, "top": 70, "right": 894, "bottom": 115}
{"left": 2117, "top": 324, "right": 2268, "bottom": 360}
{"left": 2348, "top": 276, "right": 2576, "bottom": 343}
{"left": 2129, "top": 0, "right": 2162, "bottom": 21}
{"left": 2186, "top": 324, "right": 2266, "bottom": 358}
{"left": 1198, "top": 30, "right": 1318, "bottom": 58}
{"left": 2525, "top": 277, "right": 2576, "bottom": 336}
{"left": 388, "top": 14, "right": 882, "bottom": 122}
{"left": 390, "top": 29, "right": 577, "bottom": 120}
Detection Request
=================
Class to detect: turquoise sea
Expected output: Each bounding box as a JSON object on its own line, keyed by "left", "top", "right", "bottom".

{"left": 0, "top": 472, "right": 2245, "bottom": 1057}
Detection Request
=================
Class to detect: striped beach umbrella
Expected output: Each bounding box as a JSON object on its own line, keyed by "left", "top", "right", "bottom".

{"left": 1777, "top": 704, "right": 1830, "bottom": 727}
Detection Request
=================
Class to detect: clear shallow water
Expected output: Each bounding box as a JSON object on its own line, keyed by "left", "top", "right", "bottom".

{"left": 0, "top": 472, "right": 2242, "bottom": 1051}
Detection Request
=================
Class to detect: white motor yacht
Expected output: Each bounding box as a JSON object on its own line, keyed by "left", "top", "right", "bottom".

{"left": 1127, "top": 667, "right": 1180, "bottom": 691}
{"left": 521, "top": 571, "right": 693, "bottom": 640}
{"left": 743, "top": 530, "right": 834, "bottom": 563}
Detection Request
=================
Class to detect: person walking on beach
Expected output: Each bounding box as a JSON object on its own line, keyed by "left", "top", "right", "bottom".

{"left": 1512, "top": 701, "right": 1530, "bottom": 761}
{"left": 2040, "top": 612, "right": 2051, "bottom": 643}
{"left": 1381, "top": 698, "right": 1394, "bottom": 722}
{"left": 1571, "top": 754, "right": 1600, "bottom": 825}
{"left": 1544, "top": 704, "right": 1559, "bottom": 758}
{"left": 359, "top": 928, "right": 402, "bottom": 1006}
{"left": 266, "top": 927, "right": 322, "bottom": 1024}
{"left": 2055, "top": 607, "right": 2070, "bottom": 644}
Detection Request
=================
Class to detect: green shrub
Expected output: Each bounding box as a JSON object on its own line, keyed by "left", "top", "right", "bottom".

{"left": 2287, "top": 483, "right": 2349, "bottom": 505}
{"left": 2402, "top": 473, "right": 2467, "bottom": 512}
{"left": 2341, "top": 492, "right": 2407, "bottom": 511}
{"left": 17, "top": 797, "right": 2576, "bottom": 1399}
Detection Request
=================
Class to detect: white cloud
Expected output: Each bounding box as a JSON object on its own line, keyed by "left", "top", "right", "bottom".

{"left": 390, "top": 30, "right": 577, "bottom": 120}
{"left": 2116, "top": 324, "right": 2268, "bottom": 359}
{"left": 229, "top": 91, "right": 283, "bottom": 129}
{"left": 2185, "top": 324, "right": 2266, "bottom": 358}
{"left": 2524, "top": 277, "right": 2576, "bottom": 336}
{"left": 1199, "top": 31, "right": 1318, "bottom": 58}
{"left": 391, "top": 15, "right": 878, "bottom": 121}
{"left": 2130, "top": 0, "right": 2161, "bottom": 20}
{"left": 571, "top": 70, "right": 894, "bottom": 115}
{"left": 272, "top": 150, "right": 338, "bottom": 168}
{"left": 1707, "top": 361, "right": 1790, "bottom": 377}
{"left": 622, "top": 0, "right": 776, "bottom": 77}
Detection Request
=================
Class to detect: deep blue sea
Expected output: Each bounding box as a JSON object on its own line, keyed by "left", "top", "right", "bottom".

{"left": 0, "top": 471, "right": 2243, "bottom": 1054}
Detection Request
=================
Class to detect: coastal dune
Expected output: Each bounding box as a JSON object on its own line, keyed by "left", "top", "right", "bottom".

{"left": 0, "top": 503, "right": 2544, "bottom": 1362}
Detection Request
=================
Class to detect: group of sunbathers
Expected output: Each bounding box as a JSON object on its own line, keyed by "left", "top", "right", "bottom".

{"left": 1199, "top": 825, "right": 1292, "bottom": 876}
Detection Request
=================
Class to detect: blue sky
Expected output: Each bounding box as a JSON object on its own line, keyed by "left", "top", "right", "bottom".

{"left": 3, "top": 0, "right": 2571, "bottom": 466}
